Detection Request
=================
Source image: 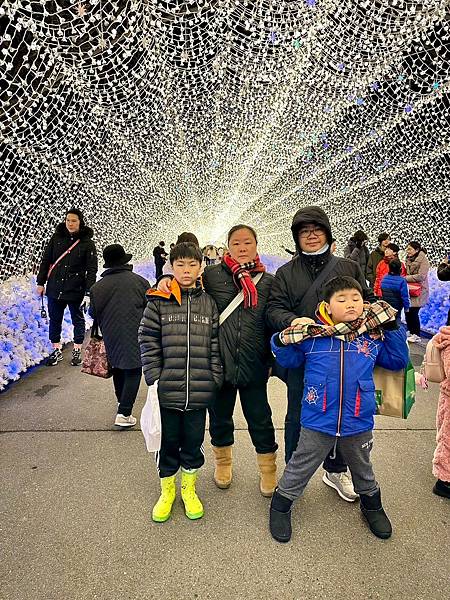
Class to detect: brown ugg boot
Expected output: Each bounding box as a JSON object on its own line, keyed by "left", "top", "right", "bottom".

{"left": 257, "top": 452, "right": 277, "bottom": 497}
{"left": 212, "top": 445, "right": 233, "bottom": 489}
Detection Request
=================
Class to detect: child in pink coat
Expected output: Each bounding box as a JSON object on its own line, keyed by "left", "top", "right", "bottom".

{"left": 432, "top": 325, "right": 450, "bottom": 498}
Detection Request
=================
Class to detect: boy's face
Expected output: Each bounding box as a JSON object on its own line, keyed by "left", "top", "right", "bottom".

{"left": 384, "top": 247, "right": 396, "bottom": 259}
{"left": 172, "top": 258, "right": 202, "bottom": 289}
{"left": 325, "top": 288, "right": 364, "bottom": 324}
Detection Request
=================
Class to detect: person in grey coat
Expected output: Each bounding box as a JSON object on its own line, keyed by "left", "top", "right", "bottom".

{"left": 89, "top": 244, "right": 150, "bottom": 428}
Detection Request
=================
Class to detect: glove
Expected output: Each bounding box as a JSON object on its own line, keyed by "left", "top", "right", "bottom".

{"left": 82, "top": 295, "right": 90, "bottom": 311}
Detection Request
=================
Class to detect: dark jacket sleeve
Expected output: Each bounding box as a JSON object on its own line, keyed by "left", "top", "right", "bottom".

{"left": 366, "top": 252, "right": 377, "bottom": 286}
{"left": 437, "top": 262, "right": 450, "bottom": 281}
{"left": 85, "top": 241, "right": 98, "bottom": 292}
{"left": 210, "top": 300, "right": 224, "bottom": 389}
{"left": 375, "top": 328, "right": 409, "bottom": 371}
{"left": 36, "top": 236, "right": 54, "bottom": 286}
{"left": 352, "top": 260, "right": 376, "bottom": 303}
{"left": 266, "top": 269, "right": 298, "bottom": 331}
{"left": 139, "top": 300, "right": 163, "bottom": 385}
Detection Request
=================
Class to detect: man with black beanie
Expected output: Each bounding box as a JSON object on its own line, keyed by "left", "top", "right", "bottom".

{"left": 266, "top": 206, "right": 373, "bottom": 502}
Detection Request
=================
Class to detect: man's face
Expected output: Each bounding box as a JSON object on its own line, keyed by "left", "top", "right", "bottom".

{"left": 325, "top": 288, "right": 364, "bottom": 324}
{"left": 172, "top": 258, "right": 202, "bottom": 289}
{"left": 297, "top": 223, "right": 327, "bottom": 253}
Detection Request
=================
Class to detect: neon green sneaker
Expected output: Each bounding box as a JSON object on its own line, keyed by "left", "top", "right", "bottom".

{"left": 152, "top": 475, "right": 176, "bottom": 523}
{"left": 181, "top": 469, "right": 204, "bottom": 520}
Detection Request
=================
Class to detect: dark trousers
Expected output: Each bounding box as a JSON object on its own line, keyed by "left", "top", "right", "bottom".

{"left": 405, "top": 307, "right": 421, "bottom": 335}
{"left": 209, "top": 381, "right": 278, "bottom": 454}
{"left": 157, "top": 408, "right": 207, "bottom": 478}
{"left": 112, "top": 367, "right": 142, "bottom": 417}
{"left": 155, "top": 261, "right": 164, "bottom": 280}
{"left": 285, "top": 368, "right": 347, "bottom": 473}
{"left": 47, "top": 296, "right": 85, "bottom": 344}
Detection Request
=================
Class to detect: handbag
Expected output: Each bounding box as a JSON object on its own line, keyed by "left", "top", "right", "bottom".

{"left": 81, "top": 321, "right": 112, "bottom": 378}
{"left": 47, "top": 239, "right": 80, "bottom": 279}
{"left": 373, "top": 361, "right": 416, "bottom": 419}
{"left": 140, "top": 381, "right": 162, "bottom": 452}
{"left": 423, "top": 339, "right": 445, "bottom": 383}
{"left": 407, "top": 282, "right": 422, "bottom": 297}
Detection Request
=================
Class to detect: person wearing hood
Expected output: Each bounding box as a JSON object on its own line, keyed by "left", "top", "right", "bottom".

{"left": 36, "top": 208, "right": 98, "bottom": 367}
{"left": 366, "top": 233, "right": 391, "bottom": 286}
{"left": 89, "top": 245, "right": 150, "bottom": 428}
{"left": 266, "top": 206, "right": 373, "bottom": 502}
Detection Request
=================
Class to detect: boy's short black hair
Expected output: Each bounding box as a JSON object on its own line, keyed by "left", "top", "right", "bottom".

{"left": 170, "top": 242, "right": 203, "bottom": 265}
{"left": 389, "top": 258, "right": 402, "bottom": 275}
{"left": 322, "top": 276, "right": 363, "bottom": 303}
{"left": 378, "top": 232, "right": 390, "bottom": 245}
{"left": 386, "top": 242, "right": 399, "bottom": 253}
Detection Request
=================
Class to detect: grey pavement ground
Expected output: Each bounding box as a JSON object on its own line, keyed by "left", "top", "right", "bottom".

{"left": 1, "top": 341, "right": 449, "bottom": 600}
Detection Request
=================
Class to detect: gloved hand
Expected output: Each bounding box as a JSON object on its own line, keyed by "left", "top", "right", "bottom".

{"left": 82, "top": 295, "right": 90, "bottom": 311}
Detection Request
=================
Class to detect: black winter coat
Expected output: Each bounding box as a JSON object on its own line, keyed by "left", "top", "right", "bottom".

{"left": 139, "top": 286, "right": 223, "bottom": 411}
{"left": 202, "top": 264, "right": 274, "bottom": 387}
{"left": 89, "top": 265, "right": 150, "bottom": 370}
{"left": 37, "top": 223, "right": 98, "bottom": 302}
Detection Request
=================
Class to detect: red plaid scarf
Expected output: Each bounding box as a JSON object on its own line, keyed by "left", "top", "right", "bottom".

{"left": 222, "top": 252, "right": 266, "bottom": 308}
{"left": 280, "top": 301, "right": 397, "bottom": 345}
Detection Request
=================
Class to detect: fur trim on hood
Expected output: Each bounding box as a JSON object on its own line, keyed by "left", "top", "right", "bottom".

{"left": 291, "top": 206, "right": 333, "bottom": 249}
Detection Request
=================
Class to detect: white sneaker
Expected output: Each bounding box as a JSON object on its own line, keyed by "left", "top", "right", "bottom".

{"left": 407, "top": 334, "right": 421, "bottom": 343}
{"left": 322, "top": 471, "right": 358, "bottom": 502}
{"left": 114, "top": 414, "right": 137, "bottom": 428}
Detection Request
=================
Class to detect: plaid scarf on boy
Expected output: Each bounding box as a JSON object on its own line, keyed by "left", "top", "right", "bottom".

{"left": 280, "top": 301, "right": 397, "bottom": 345}
{"left": 222, "top": 252, "right": 266, "bottom": 309}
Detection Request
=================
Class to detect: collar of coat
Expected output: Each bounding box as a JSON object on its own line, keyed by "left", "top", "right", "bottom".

{"left": 147, "top": 279, "right": 203, "bottom": 306}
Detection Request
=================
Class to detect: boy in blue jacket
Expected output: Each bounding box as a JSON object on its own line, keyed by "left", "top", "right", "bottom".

{"left": 381, "top": 258, "right": 410, "bottom": 326}
{"left": 269, "top": 276, "right": 409, "bottom": 543}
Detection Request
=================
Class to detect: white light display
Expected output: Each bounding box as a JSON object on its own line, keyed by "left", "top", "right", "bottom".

{"left": 1, "top": 0, "right": 450, "bottom": 280}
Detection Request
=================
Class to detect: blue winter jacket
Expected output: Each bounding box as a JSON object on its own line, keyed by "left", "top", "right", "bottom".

{"left": 381, "top": 274, "right": 410, "bottom": 313}
{"left": 271, "top": 328, "right": 409, "bottom": 437}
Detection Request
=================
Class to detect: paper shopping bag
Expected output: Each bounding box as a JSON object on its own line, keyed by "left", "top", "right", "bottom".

{"left": 140, "top": 381, "right": 161, "bottom": 452}
{"left": 374, "top": 361, "right": 416, "bottom": 419}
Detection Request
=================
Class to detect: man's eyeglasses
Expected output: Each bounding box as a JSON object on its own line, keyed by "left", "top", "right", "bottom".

{"left": 298, "top": 226, "right": 326, "bottom": 239}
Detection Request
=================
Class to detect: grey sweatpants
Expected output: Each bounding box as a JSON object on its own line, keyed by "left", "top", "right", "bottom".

{"left": 278, "top": 427, "right": 379, "bottom": 501}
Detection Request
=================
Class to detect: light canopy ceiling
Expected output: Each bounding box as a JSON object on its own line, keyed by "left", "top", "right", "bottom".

{"left": 1, "top": 0, "right": 449, "bottom": 280}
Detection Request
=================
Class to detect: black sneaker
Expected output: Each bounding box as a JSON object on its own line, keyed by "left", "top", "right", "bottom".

{"left": 71, "top": 348, "right": 82, "bottom": 366}
{"left": 433, "top": 480, "right": 450, "bottom": 499}
{"left": 46, "top": 349, "right": 63, "bottom": 366}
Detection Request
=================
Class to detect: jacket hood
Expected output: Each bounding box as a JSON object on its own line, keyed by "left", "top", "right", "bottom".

{"left": 56, "top": 222, "right": 94, "bottom": 240}
{"left": 291, "top": 206, "right": 333, "bottom": 249}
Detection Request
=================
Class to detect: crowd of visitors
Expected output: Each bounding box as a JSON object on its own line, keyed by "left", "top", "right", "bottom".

{"left": 35, "top": 207, "right": 450, "bottom": 538}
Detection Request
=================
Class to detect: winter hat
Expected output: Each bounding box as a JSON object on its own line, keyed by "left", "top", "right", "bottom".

{"left": 291, "top": 206, "right": 333, "bottom": 246}
{"left": 103, "top": 244, "right": 132, "bottom": 268}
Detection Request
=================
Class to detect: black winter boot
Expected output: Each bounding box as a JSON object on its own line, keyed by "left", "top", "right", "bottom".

{"left": 269, "top": 490, "right": 293, "bottom": 543}
{"left": 360, "top": 489, "right": 392, "bottom": 539}
{"left": 433, "top": 479, "right": 450, "bottom": 499}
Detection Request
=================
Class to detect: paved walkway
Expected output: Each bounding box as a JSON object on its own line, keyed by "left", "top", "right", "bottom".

{"left": 1, "top": 341, "right": 448, "bottom": 600}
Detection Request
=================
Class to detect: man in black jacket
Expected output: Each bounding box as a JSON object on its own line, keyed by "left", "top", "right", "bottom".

{"left": 89, "top": 244, "right": 150, "bottom": 428}
{"left": 37, "top": 209, "right": 97, "bottom": 367}
{"left": 153, "top": 241, "right": 168, "bottom": 279}
{"left": 266, "top": 206, "right": 372, "bottom": 502}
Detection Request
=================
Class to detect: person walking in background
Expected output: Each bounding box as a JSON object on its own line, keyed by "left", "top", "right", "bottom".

{"left": 381, "top": 259, "right": 410, "bottom": 326}
{"left": 89, "top": 244, "right": 150, "bottom": 428}
{"left": 163, "top": 233, "right": 201, "bottom": 275}
{"left": 437, "top": 256, "right": 450, "bottom": 326}
{"left": 36, "top": 208, "right": 97, "bottom": 367}
{"left": 140, "top": 242, "right": 223, "bottom": 522}
{"left": 405, "top": 241, "right": 430, "bottom": 343}
{"left": 344, "top": 230, "right": 369, "bottom": 277}
{"left": 153, "top": 241, "right": 168, "bottom": 280}
{"left": 373, "top": 243, "right": 406, "bottom": 297}
{"left": 366, "top": 233, "right": 391, "bottom": 287}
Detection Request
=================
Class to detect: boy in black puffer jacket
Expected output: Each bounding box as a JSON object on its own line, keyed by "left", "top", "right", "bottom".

{"left": 139, "top": 243, "right": 223, "bottom": 523}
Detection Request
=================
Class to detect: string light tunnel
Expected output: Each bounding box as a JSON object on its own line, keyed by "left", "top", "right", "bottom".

{"left": 1, "top": 0, "right": 450, "bottom": 281}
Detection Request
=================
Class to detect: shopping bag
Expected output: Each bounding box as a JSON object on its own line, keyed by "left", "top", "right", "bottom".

{"left": 140, "top": 381, "right": 161, "bottom": 452}
{"left": 81, "top": 323, "right": 112, "bottom": 378}
{"left": 374, "top": 361, "right": 416, "bottom": 419}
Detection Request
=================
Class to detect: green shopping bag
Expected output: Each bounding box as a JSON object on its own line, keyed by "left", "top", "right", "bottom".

{"left": 373, "top": 361, "right": 416, "bottom": 419}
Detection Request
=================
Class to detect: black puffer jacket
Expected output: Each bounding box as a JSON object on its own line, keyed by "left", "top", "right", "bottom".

{"left": 37, "top": 223, "right": 98, "bottom": 302}
{"left": 139, "top": 285, "right": 223, "bottom": 411}
{"left": 202, "top": 264, "right": 274, "bottom": 387}
{"left": 89, "top": 265, "right": 150, "bottom": 369}
{"left": 266, "top": 206, "right": 372, "bottom": 330}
